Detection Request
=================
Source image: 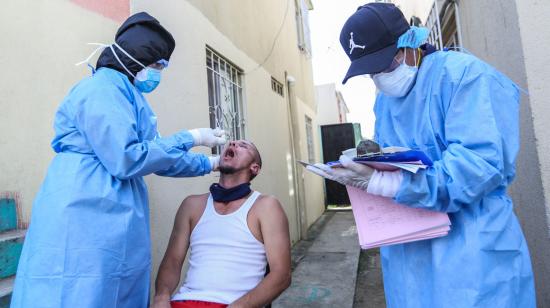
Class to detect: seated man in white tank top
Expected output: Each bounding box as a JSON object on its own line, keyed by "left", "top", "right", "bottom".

{"left": 153, "top": 140, "right": 291, "bottom": 308}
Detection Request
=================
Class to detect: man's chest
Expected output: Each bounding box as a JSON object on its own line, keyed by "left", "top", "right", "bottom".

{"left": 211, "top": 201, "right": 263, "bottom": 243}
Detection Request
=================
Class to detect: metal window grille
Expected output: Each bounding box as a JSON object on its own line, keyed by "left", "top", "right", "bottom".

{"left": 206, "top": 47, "right": 245, "bottom": 153}
{"left": 425, "top": 0, "right": 463, "bottom": 49}
{"left": 305, "top": 116, "right": 315, "bottom": 163}
{"left": 295, "top": 0, "right": 312, "bottom": 57}
{"left": 425, "top": 0, "right": 444, "bottom": 49}
{"left": 271, "top": 77, "right": 284, "bottom": 97}
{"left": 439, "top": 1, "right": 462, "bottom": 48}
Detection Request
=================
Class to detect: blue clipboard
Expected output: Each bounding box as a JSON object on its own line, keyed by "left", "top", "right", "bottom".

{"left": 327, "top": 150, "right": 433, "bottom": 167}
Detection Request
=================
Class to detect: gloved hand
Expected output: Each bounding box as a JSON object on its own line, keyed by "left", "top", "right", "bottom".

{"left": 189, "top": 128, "right": 227, "bottom": 147}
{"left": 306, "top": 155, "right": 374, "bottom": 191}
{"left": 208, "top": 156, "right": 220, "bottom": 171}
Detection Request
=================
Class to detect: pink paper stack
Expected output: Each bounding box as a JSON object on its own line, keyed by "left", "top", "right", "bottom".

{"left": 346, "top": 186, "right": 451, "bottom": 249}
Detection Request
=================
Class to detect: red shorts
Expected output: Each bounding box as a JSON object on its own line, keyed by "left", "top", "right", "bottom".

{"left": 171, "top": 300, "right": 228, "bottom": 308}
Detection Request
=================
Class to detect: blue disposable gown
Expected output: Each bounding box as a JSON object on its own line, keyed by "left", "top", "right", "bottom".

{"left": 373, "top": 51, "right": 535, "bottom": 307}
{"left": 11, "top": 68, "right": 212, "bottom": 308}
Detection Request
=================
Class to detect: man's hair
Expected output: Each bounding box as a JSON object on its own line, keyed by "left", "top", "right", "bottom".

{"left": 249, "top": 142, "right": 262, "bottom": 181}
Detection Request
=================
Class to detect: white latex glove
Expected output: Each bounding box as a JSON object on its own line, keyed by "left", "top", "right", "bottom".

{"left": 189, "top": 128, "right": 227, "bottom": 147}
{"left": 306, "top": 155, "right": 374, "bottom": 191}
{"left": 208, "top": 156, "right": 220, "bottom": 171}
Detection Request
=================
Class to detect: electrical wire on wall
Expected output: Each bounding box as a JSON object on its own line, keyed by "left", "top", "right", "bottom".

{"left": 245, "top": 0, "right": 291, "bottom": 75}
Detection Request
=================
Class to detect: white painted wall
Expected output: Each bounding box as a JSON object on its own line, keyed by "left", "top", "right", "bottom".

{"left": 392, "top": 0, "right": 433, "bottom": 23}
{"left": 514, "top": 1, "right": 550, "bottom": 304}
{"left": 0, "top": 0, "right": 120, "bottom": 223}
{"left": 315, "top": 83, "right": 341, "bottom": 125}
{"left": 515, "top": 0, "right": 550, "bottom": 228}
{"left": 297, "top": 98, "right": 326, "bottom": 227}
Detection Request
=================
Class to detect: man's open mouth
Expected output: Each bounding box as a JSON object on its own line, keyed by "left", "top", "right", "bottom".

{"left": 224, "top": 148, "right": 236, "bottom": 158}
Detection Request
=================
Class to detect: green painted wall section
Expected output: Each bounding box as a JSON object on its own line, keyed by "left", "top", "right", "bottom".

{"left": 0, "top": 199, "right": 17, "bottom": 233}
{"left": 0, "top": 238, "right": 23, "bottom": 279}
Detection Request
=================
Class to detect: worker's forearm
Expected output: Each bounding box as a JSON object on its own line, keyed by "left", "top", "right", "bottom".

{"left": 229, "top": 272, "right": 291, "bottom": 308}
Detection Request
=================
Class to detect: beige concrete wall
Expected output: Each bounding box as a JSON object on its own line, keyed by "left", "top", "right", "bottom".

{"left": 0, "top": 0, "right": 120, "bottom": 223}
{"left": 392, "top": 0, "right": 433, "bottom": 23}
{"left": 315, "top": 83, "right": 341, "bottom": 126}
{"left": 185, "top": 0, "right": 316, "bottom": 111}
{"left": 515, "top": 0, "right": 550, "bottom": 224}
{"left": 337, "top": 92, "right": 349, "bottom": 123}
{"left": 296, "top": 98, "right": 325, "bottom": 227}
{"left": 514, "top": 0, "right": 550, "bottom": 305}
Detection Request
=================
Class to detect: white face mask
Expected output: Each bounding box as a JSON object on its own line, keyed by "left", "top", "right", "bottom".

{"left": 371, "top": 49, "right": 418, "bottom": 97}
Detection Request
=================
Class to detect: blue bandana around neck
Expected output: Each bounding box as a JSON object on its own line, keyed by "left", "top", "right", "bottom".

{"left": 209, "top": 183, "right": 252, "bottom": 203}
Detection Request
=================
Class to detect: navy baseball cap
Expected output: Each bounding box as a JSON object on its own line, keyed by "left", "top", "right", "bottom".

{"left": 340, "top": 3, "right": 410, "bottom": 84}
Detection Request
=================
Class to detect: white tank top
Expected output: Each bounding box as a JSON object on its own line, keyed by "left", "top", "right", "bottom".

{"left": 172, "top": 191, "right": 267, "bottom": 304}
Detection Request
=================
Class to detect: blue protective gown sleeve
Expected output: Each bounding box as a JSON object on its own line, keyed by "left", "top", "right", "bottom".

{"left": 75, "top": 86, "right": 211, "bottom": 179}
{"left": 394, "top": 69, "right": 518, "bottom": 213}
{"left": 153, "top": 145, "right": 211, "bottom": 178}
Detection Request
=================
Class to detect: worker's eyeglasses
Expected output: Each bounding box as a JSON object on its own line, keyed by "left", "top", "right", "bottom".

{"left": 381, "top": 50, "right": 406, "bottom": 73}
{"left": 148, "top": 59, "right": 169, "bottom": 70}
{"left": 148, "top": 62, "right": 166, "bottom": 70}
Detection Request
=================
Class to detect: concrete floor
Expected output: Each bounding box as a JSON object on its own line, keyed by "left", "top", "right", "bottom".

{"left": 273, "top": 211, "right": 386, "bottom": 308}
{"left": 354, "top": 248, "right": 386, "bottom": 308}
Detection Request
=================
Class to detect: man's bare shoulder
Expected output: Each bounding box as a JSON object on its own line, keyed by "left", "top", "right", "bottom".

{"left": 252, "top": 194, "right": 287, "bottom": 219}
{"left": 176, "top": 193, "right": 209, "bottom": 219}
{"left": 255, "top": 194, "right": 282, "bottom": 206}
{"left": 181, "top": 193, "right": 209, "bottom": 206}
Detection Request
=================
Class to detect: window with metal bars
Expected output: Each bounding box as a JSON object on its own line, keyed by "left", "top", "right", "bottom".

{"left": 295, "top": 0, "right": 312, "bottom": 57}
{"left": 425, "top": 0, "right": 462, "bottom": 49}
{"left": 305, "top": 116, "right": 315, "bottom": 163}
{"left": 271, "top": 77, "right": 284, "bottom": 97}
{"left": 206, "top": 47, "right": 245, "bottom": 154}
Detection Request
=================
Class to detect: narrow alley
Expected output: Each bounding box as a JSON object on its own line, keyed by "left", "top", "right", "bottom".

{"left": 274, "top": 211, "right": 386, "bottom": 308}
{"left": 2, "top": 0, "right": 550, "bottom": 307}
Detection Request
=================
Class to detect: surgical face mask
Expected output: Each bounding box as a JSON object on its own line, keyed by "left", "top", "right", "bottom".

{"left": 108, "top": 43, "right": 167, "bottom": 93}
{"left": 371, "top": 49, "right": 418, "bottom": 97}
{"left": 134, "top": 67, "right": 161, "bottom": 93}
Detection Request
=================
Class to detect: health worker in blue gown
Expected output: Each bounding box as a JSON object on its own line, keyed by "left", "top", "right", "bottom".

{"left": 11, "top": 12, "right": 227, "bottom": 308}
{"left": 307, "top": 3, "right": 535, "bottom": 308}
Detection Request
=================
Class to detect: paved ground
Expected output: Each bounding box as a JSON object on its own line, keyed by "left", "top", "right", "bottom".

{"left": 354, "top": 248, "right": 386, "bottom": 308}
{"left": 273, "top": 211, "right": 386, "bottom": 308}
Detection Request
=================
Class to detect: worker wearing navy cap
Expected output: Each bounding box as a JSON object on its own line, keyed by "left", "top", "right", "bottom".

{"left": 307, "top": 3, "right": 535, "bottom": 307}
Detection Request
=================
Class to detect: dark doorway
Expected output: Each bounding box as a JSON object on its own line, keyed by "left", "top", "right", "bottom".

{"left": 320, "top": 123, "right": 362, "bottom": 206}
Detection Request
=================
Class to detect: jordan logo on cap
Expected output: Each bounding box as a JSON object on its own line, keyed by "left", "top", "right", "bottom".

{"left": 349, "top": 32, "right": 365, "bottom": 55}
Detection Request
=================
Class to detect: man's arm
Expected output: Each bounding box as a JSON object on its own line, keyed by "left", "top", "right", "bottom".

{"left": 229, "top": 196, "right": 291, "bottom": 308}
{"left": 153, "top": 197, "right": 195, "bottom": 307}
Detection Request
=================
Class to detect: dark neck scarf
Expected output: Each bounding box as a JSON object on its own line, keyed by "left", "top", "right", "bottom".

{"left": 210, "top": 183, "right": 252, "bottom": 203}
